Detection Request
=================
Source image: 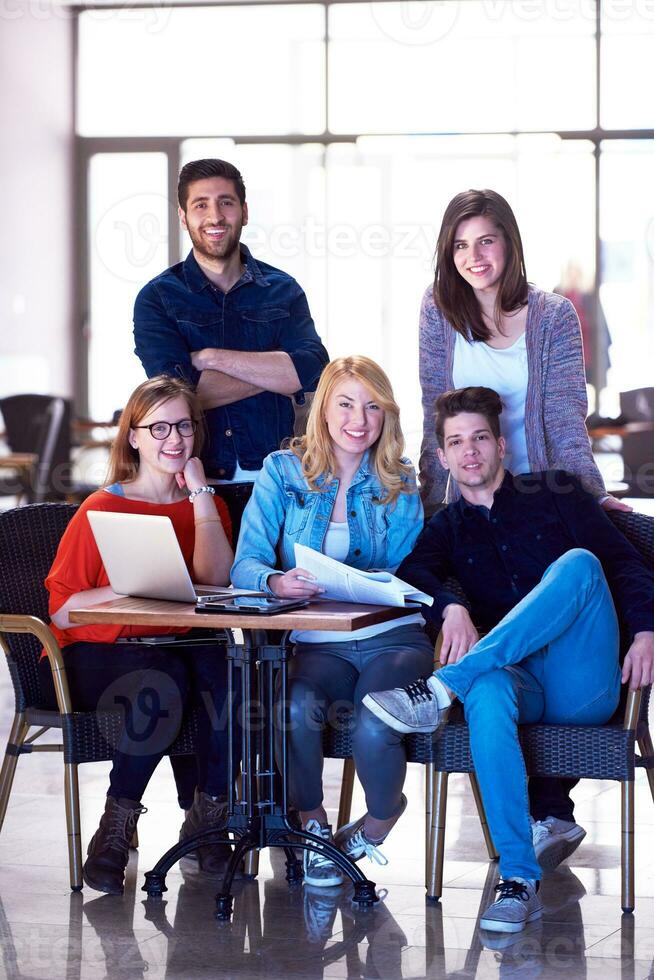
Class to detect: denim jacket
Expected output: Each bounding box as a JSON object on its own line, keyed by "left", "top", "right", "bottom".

{"left": 133, "top": 247, "right": 329, "bottom": 479}
{"left": 231, "top": 450, "right": 424, "bottom": 593}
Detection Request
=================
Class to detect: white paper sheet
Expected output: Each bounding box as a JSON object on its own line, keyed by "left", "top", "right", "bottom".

{"left": 294, "top": 544, "right": 433, "bottom": 607}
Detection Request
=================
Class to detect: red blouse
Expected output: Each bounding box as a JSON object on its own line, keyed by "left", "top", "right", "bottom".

{"left": 45, "top": 489, "right": 232, "bottom": 649}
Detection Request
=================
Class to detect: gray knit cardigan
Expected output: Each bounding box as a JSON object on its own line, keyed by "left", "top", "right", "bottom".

{"left": 418, "top": 284, "right": 606, "bottom": 514}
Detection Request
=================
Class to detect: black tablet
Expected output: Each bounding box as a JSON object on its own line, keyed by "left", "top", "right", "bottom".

{"left": 195, "top": 595, "right": 310, "bottom": 615}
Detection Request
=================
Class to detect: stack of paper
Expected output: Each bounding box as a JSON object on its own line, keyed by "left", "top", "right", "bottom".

{"left": 294, "top": 544, "right": 433, "bottom": 608}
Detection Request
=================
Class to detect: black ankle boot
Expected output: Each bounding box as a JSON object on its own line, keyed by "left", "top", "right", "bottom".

{"left": 179, "top": 788, "right": 233, "bottom": 875}
{"left": 83, "top": 796, "right": 146, "bottom": 895}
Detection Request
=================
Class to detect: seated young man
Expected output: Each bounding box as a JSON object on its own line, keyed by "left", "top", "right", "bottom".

{"left": 364, "top": 386, "right": 654, "bottom": 934}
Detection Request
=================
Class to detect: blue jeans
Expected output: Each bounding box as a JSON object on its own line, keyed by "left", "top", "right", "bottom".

{"left": 438, "top": 549, "right": 622, "bottom": 881}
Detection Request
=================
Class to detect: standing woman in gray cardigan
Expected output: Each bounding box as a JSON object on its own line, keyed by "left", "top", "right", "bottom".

{"left": 418, "top": 188, "right": 630, "bottom": 870}
{"left": 418, "top": 188, "right": 630, "bottom": 517}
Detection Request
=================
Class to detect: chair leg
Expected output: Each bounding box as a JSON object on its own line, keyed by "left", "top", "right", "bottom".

{"left": 0, "top": 713, "right": 29, "bottom": 833}
{"left": 64, "top": 763, "right": 83, "bottom": 891}
{"left": 426, "top": 770, "right": 448, "bottom": 902}
{"left": 468, "top": 772, "right": 498, "bottom": 861}
{"left": 637, "top": 729, "right": 654, "bottom": 806}
{"left": 621, "top": 778, "right": 635, "bottom": 914}
{"left": 425, "top": 763, "right": 434, "bottom": 885}
{"left": 337, "top": 758, "right": 356, "bottom": 829}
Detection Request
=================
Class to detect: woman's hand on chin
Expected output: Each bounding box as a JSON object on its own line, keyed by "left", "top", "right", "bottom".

{"left": 269, "top": 568, "right": 325, "bottom": 599}
{"left": 176, "top": 456, "right": 208, "bottom": 493}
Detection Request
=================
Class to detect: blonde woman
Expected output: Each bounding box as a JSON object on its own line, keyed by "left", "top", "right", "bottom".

{"left": 44, "top": 376, "right": 234, "bottom": 894}
{"left": 231, "top": 356, "right": 433, "bottom": 887}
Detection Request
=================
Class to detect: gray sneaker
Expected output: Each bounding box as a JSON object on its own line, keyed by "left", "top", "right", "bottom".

{"left": 363, "top": 676, "right": 448, "bottom": 734}
{"left": 532, "top": 817, "right": 586, "bottom": 872}
{"left": 479, "top": 879, "right": 543, "bottom": 933}
{"left": 302, "top": 820, "right": 345, "bottom": 888}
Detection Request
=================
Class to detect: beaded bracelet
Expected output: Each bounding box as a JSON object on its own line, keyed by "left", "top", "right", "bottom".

{"left": 188, "top": 485, "right": 216, "bottom": 503}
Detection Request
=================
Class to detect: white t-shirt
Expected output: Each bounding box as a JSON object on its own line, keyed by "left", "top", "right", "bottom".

{"left": 291, "top": 521, "right": 423, "bottom": 644}
{"left": 453, "top": 331, "right": 530, "bottom": 476}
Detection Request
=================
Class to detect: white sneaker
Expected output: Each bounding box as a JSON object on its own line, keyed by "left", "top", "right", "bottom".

{"left": 302, "top": 820, "right": 345, "bottom": 888}
{"left": 479, "top": 878, "right": 543, "bottom": 933}
{"left": 532, "top": 817, "right": 586, "bottom": 872}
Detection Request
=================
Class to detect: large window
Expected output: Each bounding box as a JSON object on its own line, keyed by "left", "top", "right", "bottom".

{"left": 78, "top": 6, "right": 326, "bottom": 137}
{"left": 78, "top": 0, "right": 654, "bottom": 462}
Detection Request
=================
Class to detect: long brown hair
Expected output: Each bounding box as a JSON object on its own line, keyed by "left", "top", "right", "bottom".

{"left": 434, "top": 189, "right": 528, "bottom": 342}
{"left": 106, "top": 376, "right": 205, "bottom": 485}
{"left": 288, "top": 356, "right": 414, "bottom": 506}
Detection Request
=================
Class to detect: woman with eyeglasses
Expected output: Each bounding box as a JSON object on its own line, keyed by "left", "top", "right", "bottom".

{"left": 43, "top": 375, "right": 235, "bottom": 894}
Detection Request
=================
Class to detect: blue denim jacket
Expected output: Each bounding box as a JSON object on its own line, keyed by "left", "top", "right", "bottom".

{"left": 133, "top": 247, "right": 329, "bottom": 479}
{"left": 231, "top": 450, "right": 424, "bottom": 593}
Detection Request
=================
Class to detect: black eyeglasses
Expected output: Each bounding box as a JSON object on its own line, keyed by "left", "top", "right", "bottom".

{"left": 133, "top": 419, "right": 198, "bottom": 440}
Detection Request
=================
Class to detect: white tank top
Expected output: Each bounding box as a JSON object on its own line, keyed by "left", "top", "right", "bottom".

{"left": 453, "top": 331, "right": 530, "bottom": 476}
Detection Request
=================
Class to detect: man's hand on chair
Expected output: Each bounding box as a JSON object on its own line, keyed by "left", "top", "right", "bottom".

{"left": 440, "top": 604, "right": 479, "bottom": 665}
{"left": 622, "top": 631, "right": 654, "bottom": 691}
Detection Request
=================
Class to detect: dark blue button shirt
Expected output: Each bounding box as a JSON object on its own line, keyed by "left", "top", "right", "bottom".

{"left": 397, "top": 470, "right": 654, "bottom": 640}
{"left": 133, "top": 246, "right": 329, "bottom": 479}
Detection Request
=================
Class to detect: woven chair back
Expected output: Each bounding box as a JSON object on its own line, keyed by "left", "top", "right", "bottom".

{"left": 0, "top": 503, "right": 77, "bottom": 709}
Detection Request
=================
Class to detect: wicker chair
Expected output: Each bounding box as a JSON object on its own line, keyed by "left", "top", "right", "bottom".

{"left": 326, "top": 509, "right": 654, "bottom": 913}
{"left": 0, "top": 489, "right": 255, "bottom": 891}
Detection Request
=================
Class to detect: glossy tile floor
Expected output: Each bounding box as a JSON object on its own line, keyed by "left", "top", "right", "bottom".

{"left": 1, "top": 671, "right": 653, "bottom": 980}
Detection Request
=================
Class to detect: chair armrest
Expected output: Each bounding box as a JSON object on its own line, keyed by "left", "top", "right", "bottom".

{"left": 623, "top": 688, "right": 642, "bottom": 732}
{"left": 0, "top": 614, "right": 73, "bottom": 715}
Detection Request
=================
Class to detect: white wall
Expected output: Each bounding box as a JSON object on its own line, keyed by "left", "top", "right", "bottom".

{"left": 0, "top": 6, "right": 74, "bottom": 400}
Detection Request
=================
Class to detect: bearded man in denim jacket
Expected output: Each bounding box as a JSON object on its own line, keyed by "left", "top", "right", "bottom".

{"left": 134, "top": 158, "right": 329, "bottom": 482}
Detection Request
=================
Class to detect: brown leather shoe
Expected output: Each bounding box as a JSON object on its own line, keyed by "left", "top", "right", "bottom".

{"left": 179, "top": 788, "right": 235, "bottom": 875}
{"left": 83, "top": 796, "right": 146, "bottom": 895}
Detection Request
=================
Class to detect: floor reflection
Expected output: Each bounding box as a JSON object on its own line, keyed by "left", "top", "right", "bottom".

{"left": 1, "top": 738, "right": 653, "bottom": 980}
{"left": 0, "top": 852, "right": 652, "bottom": 979}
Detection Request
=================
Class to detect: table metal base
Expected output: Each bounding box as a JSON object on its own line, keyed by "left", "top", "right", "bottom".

{"left": 142, "top": 629, "right": 379, "bottom": 920}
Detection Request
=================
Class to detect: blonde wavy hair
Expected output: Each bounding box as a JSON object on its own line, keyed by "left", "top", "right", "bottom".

{"left": 107, "top": 376, "right": 205, "bottom": 485}
{"left": 289, "top": 356, "right": 414, "bottom": 506}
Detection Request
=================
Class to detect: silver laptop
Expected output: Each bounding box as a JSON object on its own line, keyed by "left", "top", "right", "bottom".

{"left": 87, "top": 510, "right": 235, "bottom": 603}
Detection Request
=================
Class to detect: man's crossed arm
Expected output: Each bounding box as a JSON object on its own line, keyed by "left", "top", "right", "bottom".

{"left": 192, "top": 348, "right": 301, "bottom": 410}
